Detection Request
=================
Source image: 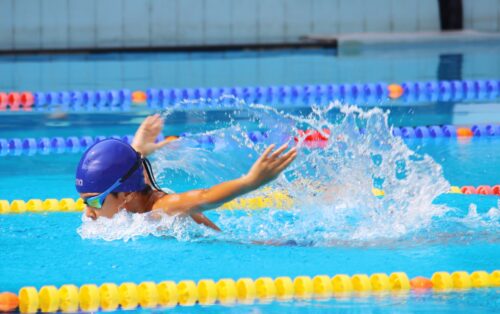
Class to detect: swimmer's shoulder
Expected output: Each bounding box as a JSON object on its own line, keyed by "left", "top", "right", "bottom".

{"left": 150, "top": 190, "right": 178, "bottom": 214}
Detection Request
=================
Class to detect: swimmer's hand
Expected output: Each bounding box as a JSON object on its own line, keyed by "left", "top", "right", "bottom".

{"left": 132, "top": 114, "right": 171, "bottom": 156}
{"left": 243, "top": 144, "right": 297, "bottom": 189}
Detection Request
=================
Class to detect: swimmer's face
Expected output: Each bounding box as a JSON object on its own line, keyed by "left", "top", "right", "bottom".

{"left": 81, "top": 192, "right": 127, "bottom": 220}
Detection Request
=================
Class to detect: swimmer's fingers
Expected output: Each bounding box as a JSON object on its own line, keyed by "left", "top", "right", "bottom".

{"left": 269, "top": 143, "right": 288, "bottom": 160}
{"left": 154, "top": 138, "right": 172, "bottom": 149}
{"left": 258, "top": 144, "right": 276, "bottom": 162}
{"left": 151, "top": 113, "right": 163, "bottom": 125}
{"left": 270, "top": 146, "right": 296, "bottom": 166}
{"left": 150, "top": 114, "right": 164, "bottom": 130}
{"left": 275, "top": 149, "right": 297, "bottom": 173}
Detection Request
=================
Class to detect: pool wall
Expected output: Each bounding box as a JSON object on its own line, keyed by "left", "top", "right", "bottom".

{"left": 1, "top": 0, "right": 497, "bottom": 51}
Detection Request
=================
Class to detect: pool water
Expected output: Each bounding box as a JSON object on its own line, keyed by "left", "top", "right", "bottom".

{"left": 1, "top": 45, "right": 500, "bottom": 313}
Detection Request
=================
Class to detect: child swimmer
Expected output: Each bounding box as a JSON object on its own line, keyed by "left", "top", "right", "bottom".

{"left": 76, "top": 114, "right": 297, "bottom": 231}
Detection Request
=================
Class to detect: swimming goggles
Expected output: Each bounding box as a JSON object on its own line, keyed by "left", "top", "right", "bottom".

{"left": 83, "top": 153, "right": 142, "bottom": 209}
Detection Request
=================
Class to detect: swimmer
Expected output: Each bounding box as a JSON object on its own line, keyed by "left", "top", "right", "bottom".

{"left": 76, "top": 114, "right": 297, "bottom": 231}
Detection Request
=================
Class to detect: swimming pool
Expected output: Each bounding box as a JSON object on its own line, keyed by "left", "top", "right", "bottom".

{"left": 1, "top": 46, "right": 499, "bottom": 313}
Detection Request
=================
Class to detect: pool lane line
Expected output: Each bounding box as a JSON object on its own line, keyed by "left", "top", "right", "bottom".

{"left": 1, "top": 123, "right": 499, "bottom": 157}
{"left": 8, "top": 270, "right": 500, "bottom": 313}
{"left": 1, "top": 79, "right": 500, "bottom": 112}
{"left": 0, "top": 186, "right": 498, "bottom": 215}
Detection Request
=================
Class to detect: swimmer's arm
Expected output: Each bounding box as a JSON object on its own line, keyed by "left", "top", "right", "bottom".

{"left": 153, "top": 144, "right": 297, "bottom": 215}
{"left": 190, "top": 213, "right": 221, "bottom": 231}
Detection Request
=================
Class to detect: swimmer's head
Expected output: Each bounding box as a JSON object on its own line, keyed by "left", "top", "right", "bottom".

{"left": 76, "top": 139, "right": 147, "bottom": 219}
{"left": 76, "top": 139, "right": 146, "bottom": 193}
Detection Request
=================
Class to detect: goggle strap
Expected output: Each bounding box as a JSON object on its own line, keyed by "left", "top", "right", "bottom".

{"left": 119, "top": 153, "right": 142, "bottom": 183}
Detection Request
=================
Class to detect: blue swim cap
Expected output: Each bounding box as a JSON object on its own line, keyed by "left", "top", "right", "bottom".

{"left": 75, "top": 139, "right": 146, "bottom": 193}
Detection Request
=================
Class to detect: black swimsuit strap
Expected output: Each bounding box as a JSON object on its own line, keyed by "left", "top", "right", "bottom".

{"left": 142, "top": 157, "right": 164, "bottom": 192}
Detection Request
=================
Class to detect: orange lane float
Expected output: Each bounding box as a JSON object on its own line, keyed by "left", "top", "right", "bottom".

{"left": 165, "top": 135, "right": 180, "bottom": 143}
{"left": 456, "top": 127, "right": 473, "bottom": 137}
{"left": 132, "top": 91, "right": 147, "bottom": 104}
{"left": 388, "top": 84, "right": 404, "bottom": 99}
{"left": 0, "top": 292, "right": 19, "bottom": 312}
{"left": 410, "top": 277, "right": 433, "bottom": 290}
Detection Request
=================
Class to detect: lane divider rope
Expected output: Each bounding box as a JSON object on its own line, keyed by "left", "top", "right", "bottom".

{"left": 9, "top": 270, "right": 500, "bottom": 313}
{"left": 0, "top": 185, "right": 498, "bottom": 215}
{"left": 1, "top": 123, "right": 498, "bottom": 157}
{"left": 1, "top": 79, "right": 499, "bottom": 112}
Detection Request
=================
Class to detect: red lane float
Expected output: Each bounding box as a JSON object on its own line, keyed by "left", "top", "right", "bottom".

{"left": 461, "top": 186, "right": 476, "bottom": 194}
{"left": 0, "top": 93, "right": 7, "bottom": 111}
{"left": 0, "top": 92, "right": 34, "bottom": 111}
{"left": 7, "top": 93, "right": 21, "bottom": 111}
{"left": 458, "top": 185, "right": 499, "bottom": 196}
{"left": 20, "top": 92, "right": 34, "bottom": 109}
{"left": 492, "top": 185, "right": 500, "bottom": 195}
{"left": 476, "top": 185, "right": 492, "bottom": 195}
{"left": 294, "top": 129, "right": 331, "bottom": 148}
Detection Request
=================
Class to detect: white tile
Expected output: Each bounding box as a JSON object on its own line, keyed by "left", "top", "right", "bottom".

{"left": 0, "top": 61, "right": 14, "bottom": 90}
{"left": 68, "top": 0, "right": 96, "bottom": 48}
{"left": 96, "top": 0, "right": 123, "bottom": 48}
{"left": 391, "top": 0, "right": 418, "bottom": 32}
{"left": 201, "top": 54, "right": 231, "bottom": 87}
{"left": 95, "top": 58, "right": 123, "bottom": 89}
{"left": 285, "top": 0, "right": 313, "bottom": 41}
{"left": 176, "top": 56, "right": 205, "bottom": 87}
{"left": 205, "top": 0, "right": 232, "bottom": 44}
{"left": 231, "top": 0, "right": 258, "bottom": 44}
{"left": 417, "top": 0, "right": 440, "bottom": 31}
{"left": 390, "top": 57, "right": 419, "bottom": 82}
{"left": 364, "top": 0, "right": 391, "bottom": 32}
{"left": 258, "top": 0, "right": 285, "bottom": 43}
{"left": 14, "top": 0, "right": 42, "bottom": 49}
{"left": 472, "top": 0, "right": 498, "bottom": 31}
{"left": 177, "top": 0, "right": 204, "bottom": 45}
{"left": 338, "top": 0, "right": 364, "bottom": 34}
{"left": 40, "top": 60, "right": 69, "bottom": 91}
{"left": 0, "top": 0, "right": 14, "bottom": 50}
{"left": 122, "top": 55, "right": 151, "bottom": 89}
{"left": 68, "top": 60, "right": 97, "bottom": 90}
{"left": 416, "top": 56, "right": 439, "bottom": 81}
{"left": 14, "top": 60, "right": 42, "bottom": 91}
{"left": 462, "top": 0, "right": 474, "bottom": 29}
{"left": 311, "top": 0, "right": 339, "bottom": 35}
{"left": 363, "top": 58, "right": 393, "bottom": 82}
{"left": 123, "top": 0, "right": 150, "bottom": 47}
{"left": 465, "top": 53, "right": 496, "bottom": 78}
{"left": 41, "top": 0, "right": 69, "bottom": 49}
{"left": 230, "top": 56, "right": 257, "bottom": 86}
{"left": 150, "top": 0, "right": 177, "bottom": 46}
{"left": 256, "top": 55, "right": 286, "bottom": 86}
{"left": 151, "top": 56, "right": 179, "bottom": 87}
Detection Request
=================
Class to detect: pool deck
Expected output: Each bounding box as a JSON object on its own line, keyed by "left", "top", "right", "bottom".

{"left": 303, "top": 30, "right": 500, "bottom": 55}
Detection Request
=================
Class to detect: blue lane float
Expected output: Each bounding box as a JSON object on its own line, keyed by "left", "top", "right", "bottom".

{"left": 1, "top": 124, "right": 499, "bottom": 156}
{"left": 2, "top": 79, "right": 500, "bottom": 112}
{"left": 30, "top": 90, "right": 132, "bottom": 111}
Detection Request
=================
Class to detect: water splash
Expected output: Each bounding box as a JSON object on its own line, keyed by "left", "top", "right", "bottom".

{"left": 79, "top": 99, "right": 497, "bottom": 245}
{"left": 78, "top": 209, "right": 216, "bottom": 242}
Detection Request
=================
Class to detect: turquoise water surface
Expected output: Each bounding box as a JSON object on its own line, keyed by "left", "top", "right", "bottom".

{"left": 1, "top": 46, "right": 499, "bottom": 313}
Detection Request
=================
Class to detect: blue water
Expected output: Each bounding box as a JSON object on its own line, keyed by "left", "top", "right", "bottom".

{"left": 1, "top": 47, "right": 500, "bottom": 313}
